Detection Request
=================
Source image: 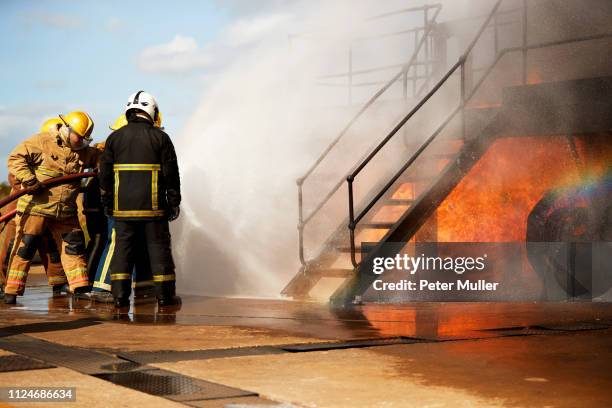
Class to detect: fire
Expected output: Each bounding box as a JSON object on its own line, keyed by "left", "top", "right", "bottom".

{"left": 433, "top": 135, "right": 610, "bottom": 242}
{"left": 527, "top": 70, "right": 543, "bottom": 85}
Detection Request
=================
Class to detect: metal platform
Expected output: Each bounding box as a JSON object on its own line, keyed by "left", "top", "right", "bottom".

{"left": 0, "top": 354, "right": 55, "bottom": 373}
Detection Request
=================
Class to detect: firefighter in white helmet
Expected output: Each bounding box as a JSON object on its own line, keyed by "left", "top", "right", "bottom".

{"left": 88, "top": 113, "right": 163, "bottom": 303}
{"left": 99, "top": 91, "right": 181, "bottom": 309}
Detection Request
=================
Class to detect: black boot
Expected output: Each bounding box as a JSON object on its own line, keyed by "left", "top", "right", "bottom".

{"left": 114, "top": 297, "right": 130, "bottom": 309}
{"left": 90, "top": 291, "right": 114, "bottom": 303}
{"left": 134, "top": 286, "right": 156, "bottom": 300}
{"left": 4, "top": 294, "right": 16, "bottom": 304}
{"left": 158, "top": 295, "right": 181, "bottom": 307}
{"left": 52, "top": 284, "right": 68, "bottom": 297}
{"left": 72, "top": 286, "right": 92, "bottom": 300}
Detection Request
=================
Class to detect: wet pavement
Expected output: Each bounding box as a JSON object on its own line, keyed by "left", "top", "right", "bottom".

{"left": 0, "top": 270, "right": 611, "bottom": 407}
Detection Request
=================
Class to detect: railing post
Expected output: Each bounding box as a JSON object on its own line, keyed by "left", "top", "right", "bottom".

{"left": 347, "top": 175, "right": 358, "bottom": 268}
{"left": 424, "top": 8, "right": 430, "bottom": 87}
{"left": 413, "top": 29, "right": 418, "bottom": 96}
{"left": 494, "top": 13, "right": 499, "bottom": 56}
{"left": 522, "top": 0, "right": 528, "bottom": 84}
{"left": 460, "top": 57, "right": 466, "bottom": 140}
{"left": 297, "top": 178, "right": 306, "bottom": 266}
{"left": 348, "top": 44, "right": 353, "bottom": 104}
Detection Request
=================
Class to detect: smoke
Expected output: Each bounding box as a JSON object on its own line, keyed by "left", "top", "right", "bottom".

{"left": 172, "top": 0, "right": 496, "bottom": 298}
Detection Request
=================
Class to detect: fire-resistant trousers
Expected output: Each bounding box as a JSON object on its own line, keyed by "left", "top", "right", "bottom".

{"left": 109, "top": 219, "right": 176, "bottom": 300}
{"left": 1, "top": 221, "right": 66, "bottom": 288}
{"left": 4, "top": 213, "right": 88, "bottom": 295}
{"left": 92, "top": 217, "right": 153, "bottom": 292}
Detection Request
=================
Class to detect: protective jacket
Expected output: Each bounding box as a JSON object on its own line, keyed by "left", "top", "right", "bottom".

{"left": 99, "top": 116, "right": 181, "bottom": 221}
{"left": 7, "top": 129, "right": 100, "bottom": 219}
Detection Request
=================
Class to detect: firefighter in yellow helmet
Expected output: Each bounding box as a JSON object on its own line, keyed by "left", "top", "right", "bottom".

{"left": 40, "top": 117, "right": 63, "bottom": 134}
{"left": 36, "top": 117, "right": 70, "bottom": 292}
{"left": 1, "top": 118, "right": 70, "bottom": 300}
{"left": 3, "top": 111, "right": 101, "bottom": 304}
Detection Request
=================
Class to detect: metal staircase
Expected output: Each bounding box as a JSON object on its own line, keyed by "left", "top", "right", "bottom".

{"left": 283, "top": 0, "right": 612, "bottom": 303}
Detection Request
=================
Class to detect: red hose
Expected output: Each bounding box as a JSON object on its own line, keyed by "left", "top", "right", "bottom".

{"left": 0, "top": 209, "right": 17, "bottom": 224}
{"left": 0, "top": 172, "right": 97, "bottom": 223}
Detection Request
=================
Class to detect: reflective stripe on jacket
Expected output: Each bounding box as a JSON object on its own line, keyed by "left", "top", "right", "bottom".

{"left": 99, "top": 117, "right": 181, "bottom": 221}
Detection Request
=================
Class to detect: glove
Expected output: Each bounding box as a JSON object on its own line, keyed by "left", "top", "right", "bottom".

{"left": 23, "top": 179, "right": 45, "bottom": 194}
{"left": 167, "top": 206, "right": 180, "bottom": 222}
{"left": 100, "top": 192, "right": 113, "bottom": 217}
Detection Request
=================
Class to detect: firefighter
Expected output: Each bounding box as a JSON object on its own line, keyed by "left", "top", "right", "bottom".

{"left": 3, "top": 111, "right": 100, "bottom": 304}
{"left": 3, "top": 175, "right": 68, "bottom": 294}
{"left": 89, "top": 114, "right": 163, "bottom": 303}
{"left": 1, "top": 118, "right": 71, "bottom": 298}
{"left": 99, "top": 91, "right": 181, "bottom": 309}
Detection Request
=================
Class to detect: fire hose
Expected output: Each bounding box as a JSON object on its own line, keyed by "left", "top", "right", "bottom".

{"left": 0, "top": 172, "right": 97, "bottom": 224}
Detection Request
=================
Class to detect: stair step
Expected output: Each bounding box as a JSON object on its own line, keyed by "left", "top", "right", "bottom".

{"left": 402, "top": 175, "right": 435, "bottom": 182}
{"left": 360, "top": 222, "right": 395, "bottom": 229}
{"left": 355, "top": 228, "right": 389, "bottom": 244}
{"left": 330, "top": 253, "right": 361, "bottom": 269}
{"left": 322, "top": 268, "right": 355, "bottom": 278}
{"left": 371, "top": 204, "right": 409, "bottom": 223}
{"left": 407, "top": 139, "right": 464, "bottom": 155}
{"left": 337, "top": 246, "right": 372, "bottom": 253}
{"left": 392, "top": 183, "right": 416, "bottom": 200}
{"left": 422, "top": 152, "right": 456, "bottom": 159}
{"left": 386, "top": 199, "right": 414, "bottom": 205}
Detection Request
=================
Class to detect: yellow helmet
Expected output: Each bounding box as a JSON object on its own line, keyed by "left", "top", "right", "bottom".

{"left": 40, "top": 117, "right": 63, "bottom": 134}
{"left": 109, "top": 111, "right": 163, "bottom": 131}
{"left": 109, "top": 115, "right": 128, "bottom": 131}
{"left": 59, "top": 111, "right": 94, "bottom": 140}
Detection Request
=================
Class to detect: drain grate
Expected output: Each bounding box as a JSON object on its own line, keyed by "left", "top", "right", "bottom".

{"left": 280, "top": 337, "right": 425, "bottom": 352}
{"left": 185, "top": 396, "right": 292, "bottom": 407}
{"left": 0, "top": 355, "right": 55, "bottom": 372}
{"left": 95, "top": 369, "right": 256, "bottom": 402}
{"left": 483, "top": 327, "right": 559, "bottom": 337}
{"left": 118, "top": 338, "right": 432, "bottom": 363}
{"left": 118, "top": 345, "right": 287, "bottom": 364}
{"left": 99, "top": 361, "right": 143, "bottom": 372}
{"left": 481, "top": 321, "right": 612, "bottom": 336}
{"left": 0, "top": 333, "right": 276, "bottom": 405}
{"left": 0, "top": 334, "right": 146, "bottom": 375}
{"left": 536, "top": 322, "right": 610, "bottom": 331}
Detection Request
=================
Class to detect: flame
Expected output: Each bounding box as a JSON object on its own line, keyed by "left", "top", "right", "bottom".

{"left": 527, "top": 70, "right": 543, "bottom": 85}
{"left": 433, "top": 135, "right": 611, "bottom": 243}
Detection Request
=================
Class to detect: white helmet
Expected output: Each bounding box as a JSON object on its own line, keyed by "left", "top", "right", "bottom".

{"left": 125, "top": 90, "right": 159, "bottom": 123}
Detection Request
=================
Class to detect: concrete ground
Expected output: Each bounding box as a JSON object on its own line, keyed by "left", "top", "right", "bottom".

{"left": 0, "top": 267, "right": 611, "bottom": 407}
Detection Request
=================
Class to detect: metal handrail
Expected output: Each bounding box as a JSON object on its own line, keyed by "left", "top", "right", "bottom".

{"left": 316, "top": 74, "right": 432, "bottom": 89}
{"left": 297, "top": 5, "right": 442, "bottom": 265}
{"left": 345, "top": 0, "right": 505, "bottom": 266}
{"left": 289, "top": 4, "right": 442, "bottom": 40}
{"left": 318, "top": 60, "right": 436, "bottom": 80}
{"left": 346, "top": 0, "right": 612, "bottom": 266}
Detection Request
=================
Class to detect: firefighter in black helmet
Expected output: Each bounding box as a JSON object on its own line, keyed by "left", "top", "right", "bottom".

{"left": 99, "top": 90, "right": 181, "bottom": 309}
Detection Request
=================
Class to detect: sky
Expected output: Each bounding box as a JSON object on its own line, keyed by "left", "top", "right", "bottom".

{"left": 0, "top": 0, "right": 258, "bottom": 180}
